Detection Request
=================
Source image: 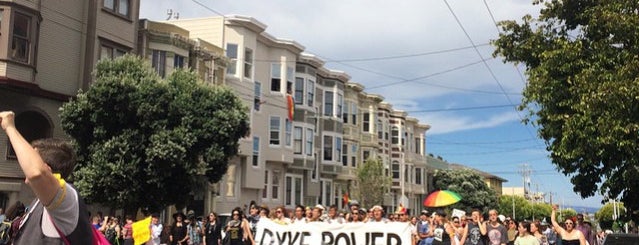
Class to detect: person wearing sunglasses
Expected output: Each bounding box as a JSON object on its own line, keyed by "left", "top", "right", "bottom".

{"left": 550, "top": 205, "right": 586, "bottom": 245}
{"left": 224, "top": 207, "right": 254, "bottom": 245}
{"left": 271, "top": 206, "right": 290, "bottom": 225}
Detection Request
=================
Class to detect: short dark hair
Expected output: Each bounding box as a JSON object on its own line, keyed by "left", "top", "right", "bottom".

{"left": 31, "top": 138, "right": 76, "bottom": 179}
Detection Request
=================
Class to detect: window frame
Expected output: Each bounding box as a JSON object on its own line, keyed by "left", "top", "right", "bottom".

{"left": 285, "top": 119, "right": 292, "bottom": 147}
{"left": 151, "top": 49, "right": 167, "bottom": 77}
{"left": 391, "top": 126, "right": 399, "bottom": 144}
{"left": 324, "top": 91, "right": 334, "bottom": 117}
{"left": 252, "top": 136, "right": 260, "bottom": 167}
{"left": 243, "top": 48, "right": 253, "bottom": 79}
{"left": 269, "top": 116, "right": 281, "bottom": 146}
{"left": 323, "top": 135, "right": 333, "bottom": 161}
{"left": 102, "top": 0, "right": 131, "bottom": 20}
{"left": 226, "top": 43, "right": 238, "bottom": 75}
{"left": 254, "top": 82, "right": 262, "bottom": 111}
{"left": 305, "top": 128, "right": 313, "bottom": 157}
{"left": 306, "top": 79, "right": 315, "bottom": 107}
{"left": 293, "top": 126, "right": 303, "bottom": 154}
{"left": 270, "top": 63, "right": 282, "bottom": 92}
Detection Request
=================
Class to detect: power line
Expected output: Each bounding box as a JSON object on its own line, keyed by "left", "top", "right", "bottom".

{"left": 428, "top": 136, "right": 538, "bottom": 145}
{"left": 190, "top": 0, "right": 225, "bottom": 16}
{"left": 366, "top": 58, "right": 488, "bottom": 90}
{"left": 323, "top": 43, "right": 491, "bottom": 62}
{"left": 482, "top": 0, "right": 528, "bottom": 86}
{"left": 443, "top": 0, "right": 544, "bottom": 150}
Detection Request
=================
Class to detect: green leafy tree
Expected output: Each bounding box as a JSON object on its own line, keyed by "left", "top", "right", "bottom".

{"left": 595, "top": 202, "right": 626, "bottom": 230}
{"left": 60, "top": 55, "right": 250, "bottom": 213}
{"left": 432, "top": 169, "right": 498, "bottom": 213}
{"left": 558, "top": 208, "right": 578, "bottom": 222}
{"left": 498, "top": 195, "right": 529, "bottom": 220}
{"left": 493, "top": 0, "right": 639, "bottom": 214}
{"left": 354, "top": 158, "right": 391, "bottom": 209}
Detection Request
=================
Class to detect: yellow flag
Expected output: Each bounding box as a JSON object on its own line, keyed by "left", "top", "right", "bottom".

{"left": 132, "top": 216, "right": 152, "bottom": 245}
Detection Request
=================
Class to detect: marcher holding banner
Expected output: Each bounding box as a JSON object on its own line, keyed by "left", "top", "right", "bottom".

{"left": 255, "top": 215, "right": 412, "bottom": 245}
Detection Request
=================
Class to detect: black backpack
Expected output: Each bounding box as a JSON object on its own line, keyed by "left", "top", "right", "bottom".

{"left": 0, "top": 221, "right": 12, "bottom": 245}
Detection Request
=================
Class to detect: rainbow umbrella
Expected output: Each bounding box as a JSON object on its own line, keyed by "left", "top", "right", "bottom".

{"left": 423, "top": 190, "right": 462, "bottom": 207}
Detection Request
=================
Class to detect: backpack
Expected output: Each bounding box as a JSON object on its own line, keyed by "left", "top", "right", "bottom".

{"left": 0, "top": 221, "right": 12, "bottom": 245}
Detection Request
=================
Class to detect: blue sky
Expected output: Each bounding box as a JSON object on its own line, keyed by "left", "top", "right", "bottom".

{"left": 140, "top": 0, "right": 604, "bottom": 209}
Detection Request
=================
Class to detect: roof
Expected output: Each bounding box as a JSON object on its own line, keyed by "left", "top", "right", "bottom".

{"left": 449, "top": 163, "right": 508, "bottom": 182}
{"left": 426, "top": 155, "right": 450, "bottom": 170}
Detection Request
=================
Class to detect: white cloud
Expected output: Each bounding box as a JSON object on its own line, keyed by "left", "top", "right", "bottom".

{"left": 421, "top": 111, "right": 521, "bottom": 135}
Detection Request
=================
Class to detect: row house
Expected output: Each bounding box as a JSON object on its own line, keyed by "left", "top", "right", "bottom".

{"left": 0, "top": 0, "right": 140, "bottom": 209}
{"left": 168, "top": 15, "right": 439, "bottom": 215}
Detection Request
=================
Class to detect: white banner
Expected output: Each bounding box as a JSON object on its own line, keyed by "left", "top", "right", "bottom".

{"left": 255, "top": 218, "right": 412, "bottom": 245}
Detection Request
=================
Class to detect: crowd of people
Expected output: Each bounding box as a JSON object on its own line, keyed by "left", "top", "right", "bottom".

{"left": 113, "top": 200, "right": 601, "bottom": 245}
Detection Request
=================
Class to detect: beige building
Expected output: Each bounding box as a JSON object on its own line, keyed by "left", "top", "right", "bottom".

{"left": 168, "top": 15, "right": 440, "bottom": 215}
{"left": 0, "top": 0, "right": 140, "bottom": 209}
{"left": 449, "top": 163, "right": 508, "bottom": 197}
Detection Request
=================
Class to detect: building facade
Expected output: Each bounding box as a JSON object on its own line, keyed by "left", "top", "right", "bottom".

{"left": 169, "top": 15, "right": 440, "bottom": 216}
{"left": 0, "top": 0, "right": 140, "bottom": 209}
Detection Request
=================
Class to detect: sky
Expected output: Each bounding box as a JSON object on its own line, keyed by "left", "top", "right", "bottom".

{"left": 140, "top": 0, "right": 605, "bottom": 209}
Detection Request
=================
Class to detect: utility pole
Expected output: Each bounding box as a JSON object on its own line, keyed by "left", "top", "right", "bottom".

{"left": 519, "top": 164, "right": 532, "bottom": 201}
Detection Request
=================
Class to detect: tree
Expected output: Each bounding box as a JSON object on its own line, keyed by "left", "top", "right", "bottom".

{"left": 596, "top": 202, "right": 627, "bottom": 230}
{"left": 354, "top": 158, "right": 391, "bottom": 209}
{"left": 432, "top": 169, "right": 498, "bottom": 213}
{"left": 493, "top": 0, "right": 639, "bottom": 214}
{"left": 498, "top": 195, "right": 529, "bottom": 220}
{"left": 60, "top": 55, "right": 250, "bottom": 213}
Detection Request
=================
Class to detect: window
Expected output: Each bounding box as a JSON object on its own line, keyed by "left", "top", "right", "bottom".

{"left": 6, "top": 111, "right": 52, "bottom": 159}
{"left": 392, "top": 161, "right": 400, "bottom": 179}
{"left": 174, "top": 54, "right": 186, "bottom": 69}
{"left": 402, "top": 131, "right": 407, "bottom": 146}
{"left": 336, "top": 94, "right": 343, "bottom": 119}
{"left": 11, "top": 12, "right": 30, "bottom": 62}
{"left": 335, "top": 137, "right": 342, "bottom": 163}
{"left": 151, "top": 50, "right": 166, "bottom": 77}
{"left": 272, "top": 170, "right": 280, "bottom": 199}
{"left": 244, "top": 48, "right": 253, "bottom": 78}
{"left": 269, "top": 116, "right": 280, "bottom": 145}
{"left": 415, "top": 168, "right": 422, "bottom": 185}
{"left": 342, "top": 143, "right": 348, "bottom": 166}
{"left": 351, "top": 104, "right": 357, "bottom": 125}
{"left": 262, "top": 171, "right": 268, "bottom": 199}
{"left": 285, "top": 119, "right": 292, "bottom": 147}
{"left": 377, "top": 119, "right": 383, "bottom": 139}
{"left": 305, "top": 128, "right": 313, "bottom": 156}
{"left": 363, "top": 113, "right": 370, "bottom": 132}
{"left": 226, "top": 44, "right": 238, "bottom": 75}
{"left": 363, "top": 150, "right": 370, "bottom": 162}
{"left": 294, "top": 77, "right": 304, "bottom": 104}
{"left": 319, "top": 179, "right": 332, "bottom": 206}
{"left": 415, "top": 137, "right": 421, "bottom": 154}
{"left": 254, "top": 82, "right": 261, "bottom": 111}
{"left": 285, "top": 175, "right": 303, "bottom": 206}
{"left": 324, "top": 91, "right": 334, "bottom": 116}
{"left": 343, "top": 102, "right": 349, "bottom": 123}
{"left": 323, "top": 135, "right": 333, "bottom": 161}
{"left": 103, "top": 0, "right": 130, "bottom": 17}
{"left": 306, "top": 80, "right": 315, "bottom": 106}
{"left": 311, "top": 157, "right": 318, "bottom": 182}
{"left": 351, "top": 145, "right": 357, "bottom": 167}
{"left": 391, "top": 126, "right": 399, "bottom": 144}
{"left": 286, "top": 67, "right": 294, "bottom": 94}
{"left": 271, "top": 64, "right": 281, "bottom": 92}
{"left": 252, "top": 137, "right": 260, "bottom": 166}
{"left": 294, "top": 127, "right": 303, "bottom": 154}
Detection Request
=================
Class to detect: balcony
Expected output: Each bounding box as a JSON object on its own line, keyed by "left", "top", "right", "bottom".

{"left": 321, "top": 164, "right": 342, "bottom": 175}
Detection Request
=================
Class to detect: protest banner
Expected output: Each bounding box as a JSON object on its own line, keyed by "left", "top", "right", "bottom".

{"left": 132, "top": 216, "right": 151, "bottom": 245}
{"left": 255, "top": 218, "right": 412, "bottom": 245}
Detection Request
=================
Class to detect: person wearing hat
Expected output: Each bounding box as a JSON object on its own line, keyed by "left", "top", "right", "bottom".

{"left": 309, "top": 204, "right": 324, "bottom": 222}
{"left": 170, "top": 212, "right": 188, "bottom": 245}
{"left": 395, "top": 204, "right": 409, "bottom": 222}
{"left": 368, "top": 205, "right": 389, "bottom": 223}
{"left": 417, "top": 210, "right": 434, "bottom": 245}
